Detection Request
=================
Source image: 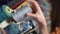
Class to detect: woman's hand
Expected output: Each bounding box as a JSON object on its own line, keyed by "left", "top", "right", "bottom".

{"left": 26, "top": 0, "right": 47, "bottom": 28}
{"left": 26, "top": 0, "right": 49, "bottom": 34}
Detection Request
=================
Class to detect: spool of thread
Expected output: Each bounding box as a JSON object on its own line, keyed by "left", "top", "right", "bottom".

{"left": 7, "top": 0, "right": 25, "bottom": 9}
{"left": 0, "top": 5, "right": 12, "bottom": 23}
{"left": 15, "top": 2, "right": 30, "bottom": 10}
{"left": 0, "top": 20, "right": 10, "bottom": 29}
{"left": 12, "top": 5, "right": 32, "bottom": 22}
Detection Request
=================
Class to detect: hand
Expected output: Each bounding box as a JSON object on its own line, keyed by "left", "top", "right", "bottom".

{"left": 26, "top": 0, "right": 47, "bottom": 28}
{"left": 26, "top": 0, "right": 49, "bottom": 34}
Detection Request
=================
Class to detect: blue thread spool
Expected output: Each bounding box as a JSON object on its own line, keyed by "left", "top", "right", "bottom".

{"left": 12, "top": 5, "right": 32, "bottom": 22}
{"left": 0, "top": 5, "right": 12, "bottom": 23}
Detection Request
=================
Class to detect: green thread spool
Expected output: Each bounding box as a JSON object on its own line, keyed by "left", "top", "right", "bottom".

{"left": 15, "top": 2, "right": 30, "bottom": 10}
{"left": 0, "top": 5, "right": 12, "bottom": 23}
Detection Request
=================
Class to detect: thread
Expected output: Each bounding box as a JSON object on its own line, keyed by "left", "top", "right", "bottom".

{"left": 15, "top": 2, "right": 30, "bottom": 10}
{"left": 12, "top": 5, "right": 32, "bottom": 22}
{"left": 0, "top": 20, "right": 9, "bottom": 29}
{"left": 0, "top": 5, "right": 12, "bottom": 23}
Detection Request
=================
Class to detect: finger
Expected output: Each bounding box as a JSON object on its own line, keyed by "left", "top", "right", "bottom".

{"left": 27, "top": 13, "right": 37, "bottom": 18}
{"left": 26, "top": 0, "right": 41, "bottom": 11}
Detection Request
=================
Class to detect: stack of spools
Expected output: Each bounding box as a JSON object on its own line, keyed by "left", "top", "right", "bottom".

{"left": 11, "top": 1, "right": 39, "bottom": 34}
{"left": 0, "top": 0, "right": 39, "bottom": 34}
{"left": 0, "top": 5, "right": 13, "bottom": 34}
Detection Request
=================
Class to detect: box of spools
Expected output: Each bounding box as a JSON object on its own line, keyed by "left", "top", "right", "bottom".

{"left": 0, "top": 0, "right": 39, "bottom": 34}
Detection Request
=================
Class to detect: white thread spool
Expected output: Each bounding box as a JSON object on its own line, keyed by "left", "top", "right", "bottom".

{"left": 12, "top": 5, "right": 32, "bottom": 22}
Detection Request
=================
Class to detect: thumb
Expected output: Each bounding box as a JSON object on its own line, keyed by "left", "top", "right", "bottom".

{"left": 27, "top": 13, "right": 37, "bottom": 18}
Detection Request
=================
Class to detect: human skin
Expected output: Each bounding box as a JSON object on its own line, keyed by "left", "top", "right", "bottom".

{"left": 26, "top": 0, "right": 49, "bottom": 34}
{"left": 0, "top": 28, "right": 6, "bottom": 34}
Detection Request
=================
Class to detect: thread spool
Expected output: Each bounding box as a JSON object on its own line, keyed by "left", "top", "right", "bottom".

{"left": 15, "top": 2, "right": 30, "bottom": 10}
{"left": 12, "top": 5, "right": 32, "bottom": 22}
{"left": 0, "top": 5, "right": 12, "bottom": 23}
